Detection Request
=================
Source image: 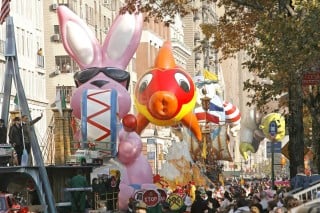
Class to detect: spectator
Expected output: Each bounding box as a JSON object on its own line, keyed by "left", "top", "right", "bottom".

{"left": 70, "top": 169, "right": 88, "bottom": 213}
{"left": 191, "top": 192, "right": 208, "bottom": 213}
{"left": 309, "top": 166, "right": 320, "bottom": 186}
{"left": 250, "top": 203, "right": 263, "bottom": 213}
{"left": 134, "top": 201, "right": 147, "bottom": 213}
{"left": 97, "top": 176, "right": 107, "bottom": 200}
{"left": 37, "top": 48, "right": 43, "bottom": 56}
{"left": 0, "top": 119, "right": 7, "bottom": 144}
{"left": 290, "top": 166, "right": 308, "bottom": 190}
{"left": 21, "top": 113, "right": 43, "bottom": 165}
{"left": 9, "top": 117, "right": 23, "bottom": 165}
{"left": 219, "top": 190, "right": 233, "bottom": 211}
{"left": 91, "top": 178, "right": 99, "bottom": 209}
{"left": 233, "top": 198, "right": 250, "bottom": 213}
{"left": 106, "top": 175, "right": 120, "bottom": 211}
{"left": 206, "top": 190, "right": 220, "bottom": 213}
{"left": 273, "top": 206, "right": 287, "bottom": 213}
{"left": 267, "top": 200, "right": 277, "bottom": 212}
{"left": 252, "top": 195, "right": 261, "bottom": 205}
{"left": 259, "top": 191, "right": 269, "bottom": 213}
{"left": 283, "top": 195, "right": 301, "bottom": 211}
{"left": 184, "top": 195, "right": 193, "bottom": 213}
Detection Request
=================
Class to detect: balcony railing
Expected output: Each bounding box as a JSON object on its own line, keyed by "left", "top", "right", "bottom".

{"left": 37, "top": 55, "right": 44, "bottom": 68}
{"left": 57, "top": 86, "right": 74, "bottom": 103}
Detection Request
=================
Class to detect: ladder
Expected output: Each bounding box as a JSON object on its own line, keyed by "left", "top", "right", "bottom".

{"left": 0, "top": 17, "right": 57, "bottom": 213}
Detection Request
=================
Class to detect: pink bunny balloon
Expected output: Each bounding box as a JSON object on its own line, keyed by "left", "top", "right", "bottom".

{"left": 57, "top": 5, "right": 142, "bottom": 119}
{"left": 57, "top": 6, "right": 154, "bottom": 210}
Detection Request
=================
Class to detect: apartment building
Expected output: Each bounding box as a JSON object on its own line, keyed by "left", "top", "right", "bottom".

{"left": 0, "top": 0, "right": 47, "bottom": 140}
{"left": 0, "top": 0, "right": 264, "bottom": 175}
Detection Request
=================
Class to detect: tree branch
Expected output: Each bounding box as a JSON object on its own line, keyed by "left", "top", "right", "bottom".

{"left": 232, "top": 0, "right": 264, "bottom": 10}
{"left": 285, "top": 3, "right": 297, "bottom": 16}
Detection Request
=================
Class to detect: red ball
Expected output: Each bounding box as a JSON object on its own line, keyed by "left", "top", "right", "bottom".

{"left": 20, "top": 207, "right": 29, "bottom": 213}
{"left": 122, "top": 114, "right": 137, "bottom": 132}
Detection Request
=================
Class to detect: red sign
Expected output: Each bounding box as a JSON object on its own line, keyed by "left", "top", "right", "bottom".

{"left": 142, "top": 190, "right": 159, "bottom": 207}
{"left": 302, "top": 72, "right": 320, "bottom": 85}
{"left": 157, "top": 189, "right": 167, "bottom": 202}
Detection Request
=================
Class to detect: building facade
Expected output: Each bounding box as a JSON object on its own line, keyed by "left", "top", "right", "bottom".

{"left": 0, "top": 0, "right": 46, "bottom": 143}
{"left": 0, "top": 0, "right": 270, "bottom": 176}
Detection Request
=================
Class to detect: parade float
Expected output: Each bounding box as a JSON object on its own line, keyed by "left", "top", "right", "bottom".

{"left": 57, "top": 5, "right": 157, "bottom": 210}
{"left": 56, "top": 2, "right": 289, "bottom": 211}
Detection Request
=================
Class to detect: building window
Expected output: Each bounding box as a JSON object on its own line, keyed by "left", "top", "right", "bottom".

{"left": 54, "top": 25, "right": 60, "bottom": 35}
{"left": 56, "top": 85, "right": 75, "bottom": 103}
{"left": 55, "top": 55, "right": 80, "bottom": 73}
{"left": 37, "top": 55, "right": 44, "bottom": 68}
{"left": 57, "top": 0, "right": 69, "bottom": 6}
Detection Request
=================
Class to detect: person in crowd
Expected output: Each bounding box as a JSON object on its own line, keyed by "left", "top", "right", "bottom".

{"left": 160, "top": 201, "right": 173, "bottom": 212}
{"left": 273, "top": 206, "right": 288, "bottom": 213}
{"left": 282, "top": 195, "right": 301, "bottom": 211}
{"left": 251, "top": 195, "right": 261, "bottom": 205}
{"left": 267, "top": 200, "right": 277, "bottom": 213}
{"left": 309, "top": 166, "right": 320, "bottom": 186}
{"left": 250, "top": 203, "right": 263, "bottom": 213}
{"left": 184, "top": 194, "right": 193, "bottom": 213}
{"left": 21, "top": 113, "right": 43, "bottom": 165}
{"left": 290, "top": 165, "right": 308, "bottom": 190}
{"left": 206, "top": 190, "right": 220, "bottom": 213}
{"left": 70, "top": 169, "right": 88, "bottom": 213}
{"left": 106, "top": 175, "right": 120, "bottom": 211}
{"left": 233, "top": 198, "right": 250, "bottom": 213}
{"left": 191, "top": 191, "right": 208, "bottom": 213}
{"left": 9, "top": 117, "right": 23, "bottom": 165}
{"left": 219, "top": 190, "right": 233, "bottom": 211}
{"left": 259, "top": 191, "right": 269, "bottom": 213}
{"left": 98, "top": 175, "right": 107, "bottom": 201}
{"left": 91, "top": 178, "right": 99, "bottom": 210}
{"left": 37, "top": 48, "right": 43, "bottom": 56}
{"left": 0, "top": 119, "right": 7, "bottom": 144}
{"left": 134, "top": 201, "right": 147, "bottom": 213}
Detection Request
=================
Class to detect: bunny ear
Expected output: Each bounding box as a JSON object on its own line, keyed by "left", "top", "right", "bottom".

{"left": 57, "top": 6, "right": 102, "bottom": 69}
{"left": 101, "top": 12, "right": 143, "bottom": 70}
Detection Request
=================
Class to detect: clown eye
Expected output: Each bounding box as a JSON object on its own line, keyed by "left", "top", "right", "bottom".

{"left": 175, "top": 72, "right": 190, "bottom": 92}
{"left": 138, "top": 73, "right": 153, "bottom": 93}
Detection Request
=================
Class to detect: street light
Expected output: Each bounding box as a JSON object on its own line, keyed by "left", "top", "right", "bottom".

{"left": 154, "top": 128, "right": 158, "bottom": 174}
{"left": 269, "top": 120, "right": 277, "bottom": 190}
{"left": 147, "top": 128, "right": 159, "bottom": 174}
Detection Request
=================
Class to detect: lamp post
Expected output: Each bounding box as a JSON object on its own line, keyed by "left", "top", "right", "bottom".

{"left": 147, "top": 137, "right": 158, "bottom": 174}
{"left": 154, "top": 128, "right": 158, "bottom": 174}
{"left": 147, "top": 128, "right": 159, "bottom": 174}
{"left": 269, "top": 121, "right": 277, "bottom": 190}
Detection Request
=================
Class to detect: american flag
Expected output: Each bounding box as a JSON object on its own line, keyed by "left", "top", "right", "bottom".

{"left": 0, "top": 0, "right": 10, "bottom": 25}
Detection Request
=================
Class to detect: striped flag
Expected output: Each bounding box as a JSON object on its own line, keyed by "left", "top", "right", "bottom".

{"left": 0, "top": 0, "right": 10, "bottom": 25}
